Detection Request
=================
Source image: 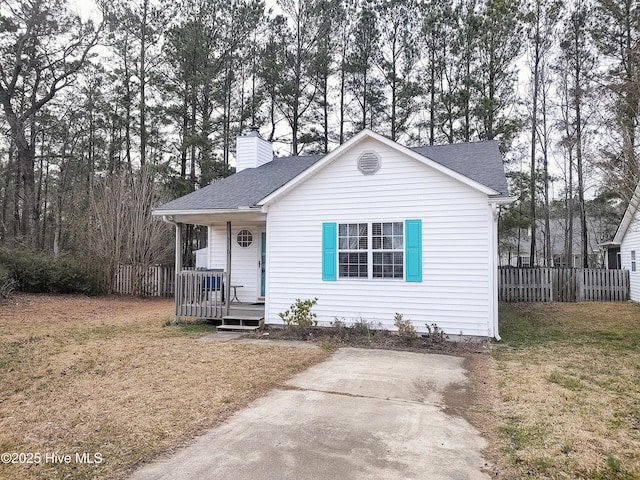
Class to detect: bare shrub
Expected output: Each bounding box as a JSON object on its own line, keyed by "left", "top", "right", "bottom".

{"left": 394, "top": 313, "right": 417, "bottom": 339}
{"left": 85, "top": 169, "right": 173, "bottom": 293}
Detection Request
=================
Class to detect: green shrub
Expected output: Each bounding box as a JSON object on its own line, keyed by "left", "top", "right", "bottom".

{"left": 279, "top": 298, "right": 318, "bottom": 327}
{"left": 0, "top": 248, "right": 103, "bottom": 295}
{"left": 394, "top": 313, "right": 417, "bottom": 338}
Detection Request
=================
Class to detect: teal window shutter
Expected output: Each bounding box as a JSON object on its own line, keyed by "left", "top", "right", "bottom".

{"left": 322, "top": 222, "right": 337, "bottom": 281}
{"left": 405, "top": 219, "right": 422, "bottom": 282}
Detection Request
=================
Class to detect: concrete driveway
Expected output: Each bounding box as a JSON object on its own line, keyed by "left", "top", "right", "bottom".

{"left": 129, "top": 348, "right": 490, "bottom": 480}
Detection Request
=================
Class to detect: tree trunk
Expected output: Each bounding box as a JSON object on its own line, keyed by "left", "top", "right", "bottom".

{"left": 2, "top": 108, "right": 37, "bottom": 246}
{"left": 575, "top": 93, "right": 588, "bottom": 267}
{"left": 541, "top": 65, "right": 552, "bottom": 267}
{"left": 573, "top": 19, "right": 588, "bottom": 268}
{"left": 529, "top": 14, "right": 541, "bottom": 268}
{"left": 139, "top": 0, "right": 148, "bottom": 166}
{"left": 429, "top": 48, "right": 436, "bottom": 145}
{"left": 339, "top": 57, "right": 346, "bottom": 144}
{"left": 0, "top": 146, "right": 13, "bottom": 243}
{"left": 566, "top": 153, "right": 574, "bottom": 267}
{"left": 322, "top": 73, "right": 329, "bottom": 153}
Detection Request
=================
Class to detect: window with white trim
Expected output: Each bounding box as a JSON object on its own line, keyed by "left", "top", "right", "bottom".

{"left": 338, "top": 223, "right": 368, "bottom": 278}
{"left": 338, "top": 222, "right": 404, "bottom": 279}
{"left": 372, "top": 222, "right": 404, "bottom": 278}
{"left": 236, "top": 229, "right": 253, "bottom": 247}
{"left": 632, "top": 250, "right": 636, "bottom": 272}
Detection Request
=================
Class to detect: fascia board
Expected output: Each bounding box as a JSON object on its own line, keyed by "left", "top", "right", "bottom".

{"left": 152, "top": 208, "right": 248, "bottom": 216}
{"left": 489, "top": 196, "right": 516, "bottom": 205}
{"left": 613, "top": 182, "right": 640, "bottom": 243}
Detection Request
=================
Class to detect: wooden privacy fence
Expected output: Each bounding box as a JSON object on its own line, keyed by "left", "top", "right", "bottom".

{"left": 499, "top": 268, "right": 629, "bottom": 302}
{"left": 114, "top": 265, "right": 175, "bottom": 297}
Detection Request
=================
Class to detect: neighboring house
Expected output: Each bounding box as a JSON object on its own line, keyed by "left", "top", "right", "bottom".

{"left": 153, "top": 129, "right": 511, "bottom": 338}
{"left": 499, "top": 216, "right": 611, "bottom": 268}
{"left": 607, "top": 182, "right": 640, "bottom": 301}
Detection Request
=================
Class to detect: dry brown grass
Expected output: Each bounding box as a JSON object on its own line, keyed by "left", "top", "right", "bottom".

{"left": 0, "top": 294, "right": 328, "bottom": 480}
{"left": 487, "top": 302, "right": 640, "bottom": 480}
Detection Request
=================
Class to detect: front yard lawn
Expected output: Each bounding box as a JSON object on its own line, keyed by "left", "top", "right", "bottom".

{"left": 492, "top": 302, "right": 640, "bottom": 479}
{"left": 3, "top": 294, "right": 639, "bottom": 479}
{"left": 0, "top": 294, "right": 328, "bottom": 480}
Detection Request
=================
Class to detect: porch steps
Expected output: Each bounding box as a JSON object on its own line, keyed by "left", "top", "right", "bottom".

{"left": 217, "top": 311, "right": 264, "bottom": 332}
{"left": 222, "top": 315, "right": 264, "bottom": 322}
{"left": 216, "top": 325, "right": 260, "bottom": 332}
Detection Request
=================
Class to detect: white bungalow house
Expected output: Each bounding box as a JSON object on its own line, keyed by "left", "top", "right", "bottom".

{"left": 606, "top": 182, "right": 640, "bottom": 301}
{"left": 153, "top": 129, "right": 511, "bottom": 338}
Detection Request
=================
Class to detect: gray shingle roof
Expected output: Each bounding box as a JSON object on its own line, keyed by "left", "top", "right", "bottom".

{"left": 411, "top": 140, "right": 509, "bottom": 198}
{"left": 155, "top": 140, "right": 508, "bottom": 213}
{"left": 155, "top": 155, "right": 323, "bottom": 212}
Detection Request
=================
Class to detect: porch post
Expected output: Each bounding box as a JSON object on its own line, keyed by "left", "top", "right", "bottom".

{"left": 226, "top": 221, "right": 232, "bottom": 315}
{"left": 174, "top": 223, "right": 183, "bottom": 322}
{"left": 175, "top": 223, "right": 183, "bottom": 273}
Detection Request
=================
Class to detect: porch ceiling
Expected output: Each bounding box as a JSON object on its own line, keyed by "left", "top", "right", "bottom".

{"left": 159, "top": 210, "right": 267, "bottom": 226}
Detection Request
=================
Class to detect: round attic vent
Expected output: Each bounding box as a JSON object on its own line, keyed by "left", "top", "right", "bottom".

{"left": 358, "top": 151, "right": 381, "bottom": 175}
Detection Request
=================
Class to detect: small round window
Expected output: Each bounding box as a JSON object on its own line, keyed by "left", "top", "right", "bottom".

{"left": 237, "top": 229, "right": 253, "bottom": 247}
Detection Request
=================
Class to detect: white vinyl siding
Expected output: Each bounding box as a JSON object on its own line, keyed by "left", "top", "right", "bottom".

{"left": 620, "top": 207, "right": 640, "bottom": 301}
{"left": 208, "top": 223, "right": 261, "bottom": 303}
{"left": 265, "top": 137, "right": 495, "bottom": 337}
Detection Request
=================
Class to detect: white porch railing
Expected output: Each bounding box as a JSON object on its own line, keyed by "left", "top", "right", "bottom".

{"left": 175, "top": 270, "right": 228, "bottom": 321}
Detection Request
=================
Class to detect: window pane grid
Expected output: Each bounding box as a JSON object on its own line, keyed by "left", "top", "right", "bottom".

{"left": 338, "top": 223, "right": 368, "bottom": 250}
{"left": 373, "top": 252, "right": 403, "bottom": 278}
{"left": 338, "top": 223, "right": 368, "bottom": 278}
{"left": 339, "top": 252, "right": 368, "bottom": 278}
{"left": 236, "top": 229, "right": 253, "bottom": 247}
{"left": 372, "top": 222, "right": 404, "bottom": 279}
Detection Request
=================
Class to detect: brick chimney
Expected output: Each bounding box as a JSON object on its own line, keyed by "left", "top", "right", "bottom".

{"left": 235, "top": 127, "right": 273, "bottom": 173}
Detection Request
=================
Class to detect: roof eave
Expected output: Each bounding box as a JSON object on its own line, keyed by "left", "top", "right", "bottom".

{"left": 599, "top": 241, "right": 620, "bottom": 248}
{"left": 489, "top": 195, "right": 516, "bottom": 205}
{"left": 153, "top": 208, "right": 251, "bottom": 216}
{"left": 152, "top": 207, "right": 267, "bottom": 224}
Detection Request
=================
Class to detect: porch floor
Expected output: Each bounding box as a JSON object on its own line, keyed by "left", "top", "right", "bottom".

{"left": 226, "top": 303, "right": 265, "bottom": 318}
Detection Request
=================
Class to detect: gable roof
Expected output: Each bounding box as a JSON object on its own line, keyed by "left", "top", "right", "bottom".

{"left": 612, "top": 181, "right": 640, "bottom": 244}
{"left": 154, "top": 130, "right": 509, "bottom": 215}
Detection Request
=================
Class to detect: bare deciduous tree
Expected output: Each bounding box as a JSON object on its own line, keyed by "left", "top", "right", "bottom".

{"left": 86, "top": 169, "right": 172, "bottom": 293}
{"left": 0, "top": 0, "right": 102, "bottom": 246}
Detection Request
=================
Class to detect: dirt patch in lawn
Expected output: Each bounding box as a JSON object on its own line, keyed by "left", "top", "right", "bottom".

{"left": 0, "top": 294, "right": 328, "bottom": 480}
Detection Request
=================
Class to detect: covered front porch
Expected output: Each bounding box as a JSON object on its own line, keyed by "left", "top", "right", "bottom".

{"left": 174, "top": 269, "right": 265, "bottom": 329}
{"left": 170, "top": 211, "right": 267, "bottom": 328}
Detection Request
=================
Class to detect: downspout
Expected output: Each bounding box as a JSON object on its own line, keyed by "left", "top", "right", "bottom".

{"left": 491, "top": 204, "right": 501, "bottom": 341}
